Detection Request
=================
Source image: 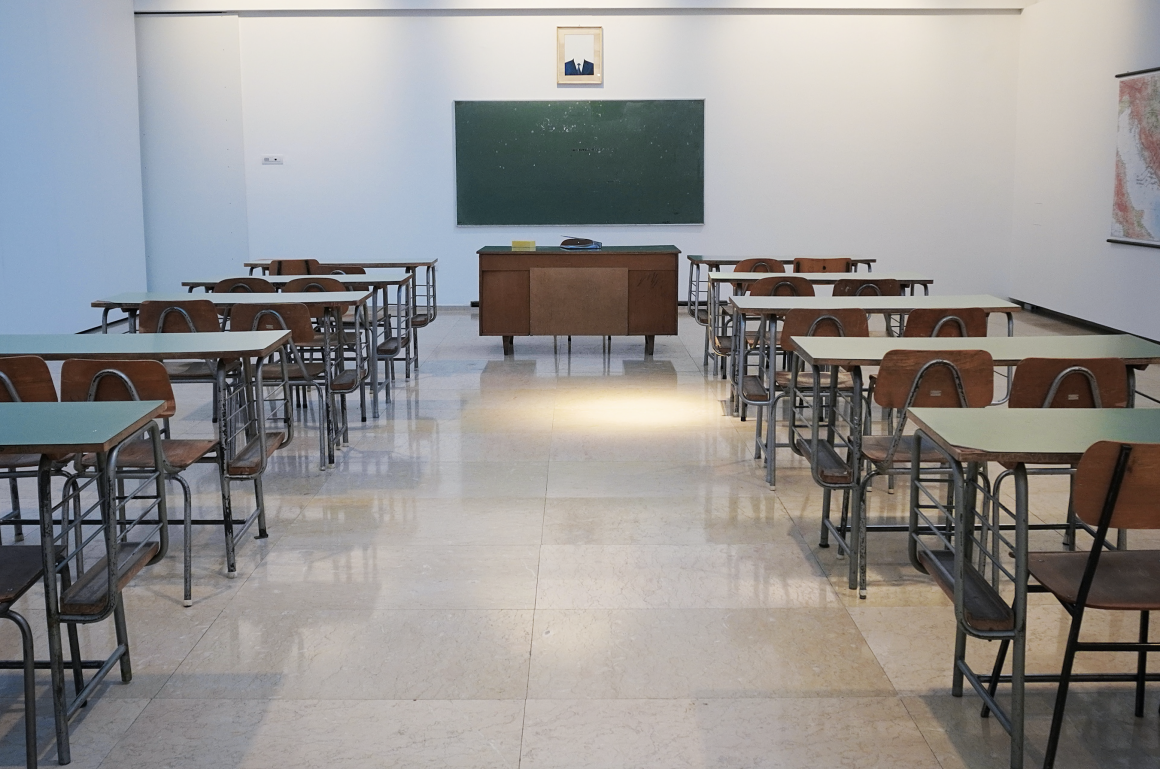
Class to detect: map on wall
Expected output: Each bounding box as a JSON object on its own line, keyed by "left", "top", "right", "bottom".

{"left": 1111, "top": 68, "right": 1160, "bottom": 248}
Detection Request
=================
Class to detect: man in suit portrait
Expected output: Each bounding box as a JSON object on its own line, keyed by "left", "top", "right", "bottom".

{"left": 563, "top": 33, "right": 595, "bottom": 77}
{"left": 564, "top": 55, "right": 594, "bottom": 76}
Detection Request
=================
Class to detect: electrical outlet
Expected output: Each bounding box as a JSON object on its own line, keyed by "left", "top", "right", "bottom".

{"left": 262, "top": 155, "right": 284, "bottom": 165}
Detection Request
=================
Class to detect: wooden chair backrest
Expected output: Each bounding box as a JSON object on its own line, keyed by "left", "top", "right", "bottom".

{"left": 228, "top": 303, "right": 317, "bottom": 345}
{"left": 1073, "top": 441, "right": 1160, "bottom": 529}
{"left": 213, "top": 277, "right": 276, "bottom": 294}
{"left": 138, "top": 300, "right": 221, "bottom": 333}
{"left": 903, "top": 308, "right": 988, "bottom": 338}
{"left": 874, "top": 349, "right": 994, "bottom": 409}
{"left": 832, "top": 278, "right": 903, "bottom": 297}
{"left": 283, "top": 277, "right": 346, "bottom": 293}
{"left": 734, "top": 258, "right": 784, "bottom": 274}
{"left": 793, "top": 257, "right": 852, "bottom": 273}
{"left": 749, "top": 276, "right": 815, "bottom": 297}
{"left": 1009, "top": 358, "right": 1130, "bottom": 409}
{"left": 61, "top": 359, "right": 176, "bottom": 417}
{"left": 780, "top": 308, "right": 869, "bottom": 354}
{"left": 268, "top": 259, "right": 320, "bottom": 276}
{"left": 0, "top": 356, "right": 57, "bottom": 402}
{"left": 329, "top": 266, "right": 366, "bottom": 274}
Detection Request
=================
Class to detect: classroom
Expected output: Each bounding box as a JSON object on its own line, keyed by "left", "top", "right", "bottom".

{"left": 1, "top": 1, "right": 1159, "bottom": 767}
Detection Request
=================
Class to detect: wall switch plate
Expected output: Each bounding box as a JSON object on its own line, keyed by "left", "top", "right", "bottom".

{"left": 262, "top": 155, "right": 284, "bottom": 165}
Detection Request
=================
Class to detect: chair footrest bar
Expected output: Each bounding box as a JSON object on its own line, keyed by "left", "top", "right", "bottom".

{"left": 957, "top": 660, "right": 1014, "bottom": 735}
{"left": 0, "top": 659, "right": 108, "bottom": 670}
{"left": 65, "top": 644, "right": 126, "bottom": 720}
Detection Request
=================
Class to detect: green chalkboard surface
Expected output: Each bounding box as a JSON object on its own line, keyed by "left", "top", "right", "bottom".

{"left": 455, "top": 100, "right": 704, "bottom": 226}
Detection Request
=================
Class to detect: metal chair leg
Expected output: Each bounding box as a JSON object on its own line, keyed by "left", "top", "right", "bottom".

{"left": 980, "top": 639, "right": 1009, "bottom": 717}
{"left": 1043, "top": 603, "right": 1087, "bottom": 769}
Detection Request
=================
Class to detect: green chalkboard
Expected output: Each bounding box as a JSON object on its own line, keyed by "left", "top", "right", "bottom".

{"left": 454, "top": 100, "right": 704, "bottom": 226}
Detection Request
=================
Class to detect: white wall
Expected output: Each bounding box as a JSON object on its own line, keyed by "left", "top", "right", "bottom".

{"left": 137, "top": 11, "right": 1021, "bottom": 304}
{"left": 1009, "top": 0, "right": 1160, "bottom": 338}
{"left": 136, "top": 14, "right": 251, "bottom": 291}
{"left": 0, "top": 0, "right": 147, "bottom": 333}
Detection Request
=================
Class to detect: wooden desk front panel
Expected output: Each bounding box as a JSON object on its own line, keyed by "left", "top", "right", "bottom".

{"left": 479, "top": 251, "right": 677, "bottom": 337}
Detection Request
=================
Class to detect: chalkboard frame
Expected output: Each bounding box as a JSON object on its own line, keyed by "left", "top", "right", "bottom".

{"left": 454, "top": 99, "right": 705, "bottom": 226}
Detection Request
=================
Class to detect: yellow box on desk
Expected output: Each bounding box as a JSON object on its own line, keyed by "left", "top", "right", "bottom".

{"left": 511, "top": 240, "right": 536, "bottom": 251}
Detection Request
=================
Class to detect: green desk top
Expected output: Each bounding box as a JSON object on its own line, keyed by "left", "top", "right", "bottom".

{"left": 908, "top": 407, "right": 1160, "bottom": 465}
{"left": 0, "top": 332, "right": 290, "bottom": 360}
{"left": 709, "top": 271, "right": 931, "bottom": 285}
{"left": 688, "top": 255, "right": 874, "bottom": 265}
{"left": 92, "top": 291, "right": 371, "bottom": 309}
{"left": 244, "top": 259, "right": 437, "bottom": 268}
{"left": 730, "top": 294, "right": 1021, "bottom": 315}
{"left": 478, "top": 245, "right": 680, "bottom": 255}
{"left": 793, "top": 334, "right": 1160, "bottom": 368}
{"left": 183, "top": 271, "right": 412, "bottom": 289}
{"left": 0, "top": 401, "right": 165, "bottom": 454}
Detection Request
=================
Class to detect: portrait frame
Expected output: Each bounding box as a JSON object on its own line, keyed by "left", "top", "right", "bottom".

{"left": 557, "top": 27, "right": 602, "bottom": 85}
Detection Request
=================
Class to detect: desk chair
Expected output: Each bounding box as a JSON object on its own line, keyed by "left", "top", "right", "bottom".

{"left": 746, "top": 308, "right": 868, "bottom": 489}
{"left": 794, "top": 257, "right": 852, "bottom": 273}
{"left": 851, "top": 350, "right": 994, "bottom": 593}
{"left": 63, "top": 359, "right": 280, "bottom": 605}
{"left": 213, "top": 277, "right": 276, "bottom": 294}
{"left": 993, "top": 358, "right": 1131, "bottom": 550}
{"left": 230, "top": 303, "right": 335, "bottom": 469}
{"left": 283, "top": 277, "right": 368, "bottom": 425}
{"left": 1029, "top": 441, "right": 1160, "bottom": 768}
{"left": 1, "top": 357, "right": 63, "bottom": 544}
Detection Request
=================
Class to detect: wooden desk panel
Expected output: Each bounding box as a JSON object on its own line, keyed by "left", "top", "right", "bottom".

{"left": 478, "top": 246, "right": 679, "bottom": 354}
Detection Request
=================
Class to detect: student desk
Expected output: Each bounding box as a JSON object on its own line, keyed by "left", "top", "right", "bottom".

{"left": 244, "top": 260, "right": 438, "bottom": 353}
{"left": 0, "top": 400, "right": 167, "bottom": 765}
{"left": 477, "top": 246, "right": 679, "bottom": 355}
{"left": 906, "top": 407, "right": 1160, "bottom": 769}
{"left": 789, "top": 333, "right": 1160, "bottom": 599}
{"left": 181, "top": 273, "right": 413, "bottom": 416}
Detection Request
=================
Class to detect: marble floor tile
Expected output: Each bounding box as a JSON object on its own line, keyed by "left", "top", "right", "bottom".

{"left": 520, "top": 697, "right": 941, "bottom": 769}
{"left": 536, "top": 544, "right": 841, "bottom": 609}
{"left": 527, "top": 608, "right": 893, "bottom": 699}
{"left": 160, "top": 608, "right": 532, "bottom": 700}
{"left": 97, "top": 699, "right": 525, "bottom": 769}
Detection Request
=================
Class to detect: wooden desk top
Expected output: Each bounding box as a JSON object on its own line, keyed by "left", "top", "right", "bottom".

{"left": 182, "top": 271, "right": 412, "bottom": 289}
{"left": 688, "top": 255, "right": 875, "bottom": 267}
{"left": 709, "top": 271, "right": 932, "bottom": 286}
{"left": 0, "top": 331, "right": 290, "bottom": 360}
{"left": 244, "top": 259, "right": 437, "bottom": 269}
{"left": 909, "top": 407, "right": 1160, "bottom": 465}
{"left": 730, "top": 294, "right": 1021, "bottom": 316}
{"left": 0, "top": 401, "right": 165, "bottom": 454}
{"left": 478, "top": 245, "right": 680, "bottom": 255}
{"left": 792, "top": 334, "right": 1160, "bottom": 368}
{"left": 92, "top": 291, "right": 372, "bottom": 310}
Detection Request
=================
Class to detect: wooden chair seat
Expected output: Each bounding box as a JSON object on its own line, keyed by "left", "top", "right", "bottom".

{"left": 60, "top": 541, "right": 159, "bottom": 616}
{"left": 0, "top": 546, "right": 44, "bottom": 605}
{"left": 920, "top": 549, "right": 1015, "bottom": 632}
{"left": 741, "top": 375, "right": 769, "bottom": 402}
{"left": 411, "top": 312, "right": 432, "bottom": 328}
{"left": 330, "top": 370, "right": 364, "bottom": 394}
{"left": 261, "top": 361, "right": 326, "bottom": 382}
{"left": 694, "top": 309, "right": 710, "bottom": 324}
{"left": 81, "top": 438, "right": 217, "bottom": 471}
{"left": 378, "top": 334, "right": 413, "bottom": 357}
{"left": 861, "top": 435, "right": 948, "bottom": 465}
{"left": 773, "top": 369, "right": 854, "bottom": 390}
{"left": 794, "top": 437, "right": 853, "bottom": 484}
{"left": 228, "top": 431, "right": 287, "bottom": 476}
{"left": 1029, "top": 550, "right": 1160, "bottom": 611}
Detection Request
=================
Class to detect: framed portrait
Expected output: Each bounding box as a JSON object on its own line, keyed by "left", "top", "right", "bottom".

{"left": 557, "top": 27, "right": 602, "bottom": 85}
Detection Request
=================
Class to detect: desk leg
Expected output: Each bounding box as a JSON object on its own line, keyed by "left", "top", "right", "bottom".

{"left": 503, "top": 336, "right": 514, "bottom": 356}
{"left": 644, "top": 336, "right": 655, "bottom": 355}
{"left": 1009, "top": 464, "right": 1029, "bottom": 769}
{"left": 847, "top": 367, "right": 866, "bottom": 596}
{"left": 370, "top": 287, "right": 380, "bottom": 419}
{"left": 38, "top": 456, "right": 70, "bottom": 765}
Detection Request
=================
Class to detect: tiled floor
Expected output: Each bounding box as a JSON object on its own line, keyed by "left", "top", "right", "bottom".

{"left": 0, "top": 309, "right": 1158, "bottom": 767}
